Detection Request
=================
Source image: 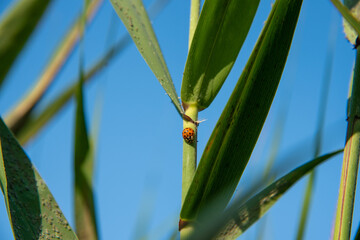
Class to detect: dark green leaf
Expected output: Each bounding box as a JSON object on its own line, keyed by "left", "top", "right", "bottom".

{"left": 73, "top": 14, "right": 98, "bottom": 237}
{"left": 0, "top": 118, "right": 78, "bottom": 239}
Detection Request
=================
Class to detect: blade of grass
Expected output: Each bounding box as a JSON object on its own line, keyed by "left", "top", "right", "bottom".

{"left": 333, "top": 46, "right": 360, "bottom": 240}
{"left": 4, "top": 0, "right": 103, "bottom": 134}
{"left": 181, "top": 0, "right": 260, "bottom": 111}
{"left": 0, "top": 118, "right": 78, "bottom": 239}
{"left": 0, "top": 0, "right": 51, "bottom": 88}
{"left": 109, "top": 0, "right": 182, "bottom": 115}
{"left": 180, "top": 0, "right": 303, "bottom": 223}
{"left": 296, "top": 18, "right": 337, "bottom": 240}
{"left": 73, "top": 2, "right": 98, "bottom": 238}
{"left": 14, "top": 0, "right": 170, "bottom": 145}
{"left": 188, "top": 150, "right": 343, "bottom": 240}
{"left": 74, "top": 69, "right": 98, "bottom": 240}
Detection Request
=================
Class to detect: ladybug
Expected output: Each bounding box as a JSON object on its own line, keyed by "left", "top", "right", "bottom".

{"left": 182, "top": 127, "right": 195, "bottom": 144}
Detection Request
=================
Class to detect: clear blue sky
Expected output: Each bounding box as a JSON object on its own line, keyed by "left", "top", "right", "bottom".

{"left": 0, "top": 0, "right": 358, "bottom": 239}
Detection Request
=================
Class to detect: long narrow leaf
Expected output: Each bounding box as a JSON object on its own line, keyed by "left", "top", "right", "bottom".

{"left": 109, "top": 0, "right": 182, "bottom": 115}
{"left": 0, "top": 0, "right": 51, "bottom": 88}
{"left": 188, "top": 150, "right": 343, "bottom": 240}
{"left": 181, "top": 0, "right": 260, "bottom": 110}
{"left": 74, "top": 73, "right": 98, "bottom": 239}
{"left": 181, "top": 0, "right": 303, "bottom": 221}
{"left": 73, "top": 5, "right": 98, "bottom": 238}
{"left": 0, "top": 118, "right": 78, "bottom": 239}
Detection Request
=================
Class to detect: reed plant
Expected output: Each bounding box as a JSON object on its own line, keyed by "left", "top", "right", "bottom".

{"left": 0, "top": 0, "right": 358, "bottom": 239}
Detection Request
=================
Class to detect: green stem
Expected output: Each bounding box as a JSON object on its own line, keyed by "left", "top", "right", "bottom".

{"left": 333, "top": 48, "right": 360, "bottom": 240}
{"left": 188, "top": 0, "right": 200, "bottom": 49}
{"left": 181, "top": 105, "right": 198, "bottom": 240}
{"left": 182, "top": 105, "right": 198, "bottom": 204}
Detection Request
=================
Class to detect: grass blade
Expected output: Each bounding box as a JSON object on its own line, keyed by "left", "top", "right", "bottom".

{"left": 0, "top": 118, "right": 78, "bottom": 239}
{"left": 4, "top": 0, "right": 103, "bottom": 134}
{"left": 180, "top": 0, "right": 303, "bottom": 222}
{"left": 333, "top": 44, "right": 360, "bottom": 240}
{"left": 109, "top": 0, "right": 182, "bottom": 115}
{"left": 74, "top": 68, "right": 98, "bottom": 239}
{"left": 0, "top": 0, "right": 51, "bottom": 88}
{"left": 181, "top": 0, "right": 260, "bottom": 111}
{"left": 188, "top": 150, "right": 343, "bottom": 240}
{"left": 73, "top": 4, "right": 98, "bottom": 238}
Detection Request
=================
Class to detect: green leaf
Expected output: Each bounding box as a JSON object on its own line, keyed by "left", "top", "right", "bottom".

{"left": 187, "top": 150, "right": 343, "bottom": 240}
{"left": 181, "top": 0, "right": 260, "bottom": 111}
{"left": 0, "top": 118, "right": 78, "bottom": 239}
{"left": 73, "top": 6, "right": 98, "bottom": 238}
{"left": 0, "top": 0, "right": 51, "bottom": 88}
{"left": 330, "top": 0, "right": 360, "bottom": 44}
{"left": 109, "top": 0, "right": 182, "bottom": 115}
{"left": 74, "top": 65, "right": 98, "bottom": 239}
{"left": 181, "top": 0, "right": 303, "bottom": 221}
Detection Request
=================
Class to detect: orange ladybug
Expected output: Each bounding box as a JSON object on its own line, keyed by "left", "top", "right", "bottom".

{"left": 182, "top": 127, "right": 195, "bottom": 143}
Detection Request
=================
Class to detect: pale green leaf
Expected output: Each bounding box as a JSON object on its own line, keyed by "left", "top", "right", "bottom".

{"left": 109, "top": 0, "right": 182, "bottom": 115}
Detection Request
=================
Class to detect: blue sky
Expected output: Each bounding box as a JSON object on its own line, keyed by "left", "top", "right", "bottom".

{"left": 0, "top": 0, "right": 358, "bottom": 239}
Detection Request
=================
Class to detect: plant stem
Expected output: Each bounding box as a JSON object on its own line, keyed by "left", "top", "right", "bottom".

{"left": 333, "top": 48, "right": 360, "bottom": 240}
{"left": 182, "top": 104, "right": 198, "bottom": 205}
{"left": 188, "top": 0, "right": 200, "bottom": 48}
{"left": 180, "top": 105, "right": 198, "bottom": 240}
